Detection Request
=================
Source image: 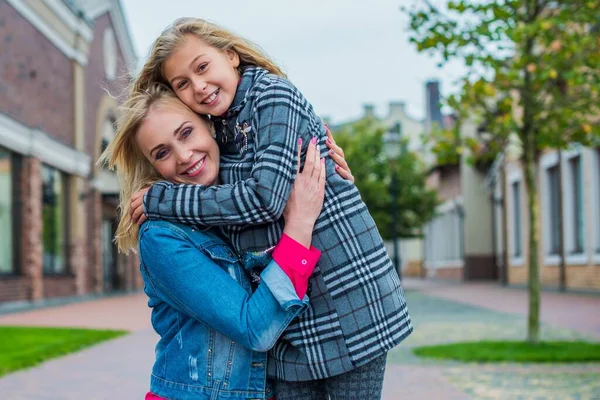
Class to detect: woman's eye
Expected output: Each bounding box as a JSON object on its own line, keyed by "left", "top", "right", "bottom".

{"left": 181, "top": 127, "right": 193, "bottom": 139}
{"left": 197, "top": 63, "right": 208, "bottom": 73}
{"left": 156, "top": 149, "right": 168, "bottom": 160}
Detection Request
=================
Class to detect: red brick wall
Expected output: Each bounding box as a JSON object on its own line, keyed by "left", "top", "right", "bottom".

{"left": 21, "top": 157, "right": 43, "bottom": 301}
{"left": 508, "top": 264, "right": 600, "bottom": 291}
{"left": 0, "top": 1, "right": 74, "bottom": 146}
{"left": 0, "top": 279, "right": 27, "bottom": 302}
{"left": 405, "top": 261, "right": 423, "bottom": 277}
{"left": 432, "top": 266, "right": 463, "bottom": 280}
{"left": 0, "top": 6, "right": 142, "bottom": 305}
{"left": 43, "top": 276, "right": 76, "bottom": 298}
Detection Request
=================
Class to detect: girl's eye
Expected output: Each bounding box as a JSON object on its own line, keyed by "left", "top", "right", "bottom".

{"left": 197, "top": 63, "right": 208, "bottom": 73}
{"left": 156, "top": 148, "right": 168, "bottom": 160}
{"left": 181, "top": 127, "right": 193, "bottom": 139}
{"left": 176, "top": 80, "right": 188, "bottom": 90}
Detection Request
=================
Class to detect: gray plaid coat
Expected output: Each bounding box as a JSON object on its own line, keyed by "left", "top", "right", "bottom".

{"left": 143, "top": 67, "right": 412, "bottom": 381}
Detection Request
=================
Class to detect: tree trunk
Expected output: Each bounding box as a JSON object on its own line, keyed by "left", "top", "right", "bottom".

{"left": 523, "top": 139, "right": 540, "bottom": 344}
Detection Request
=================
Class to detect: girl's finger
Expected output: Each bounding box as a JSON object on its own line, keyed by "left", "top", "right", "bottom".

{"left": 335, "top": 165, "right": 354, "bottom": 183}
{"left": 296, "top": 137, "right": 302, "bottom": 175}
{"left": 304, "top": 137, "right": 317, "bottom": 176}
{"left": 311, "top": 143, "right": 321, "bottom": 180}
{"left": 131, "top": 197, "right": 143, "bottom": 217}
{"left": 325, "top": 125, "right": 335, "bottom": 144}
{"left": 319, "top": 157, "right": 326, "bottom": 187}
{"left": 132, "top": 205, "right": 144, "bottom": 225}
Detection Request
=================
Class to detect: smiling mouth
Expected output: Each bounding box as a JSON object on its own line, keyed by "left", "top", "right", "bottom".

{"left": 201, "top": 89, "right": 219, "bottom": 105}
{"left": 183, "top": 157, "right": 206, "bottom": 177}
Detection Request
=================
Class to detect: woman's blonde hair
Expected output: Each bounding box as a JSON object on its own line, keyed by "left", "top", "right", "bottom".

{"left": 132, "top": 17, "right": 286, "bottom": 94}
{"left": 99, "top": 84, "right": 211, "bottom": 253}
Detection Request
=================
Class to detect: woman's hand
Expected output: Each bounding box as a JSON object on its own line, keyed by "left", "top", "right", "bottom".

{"left": 325, "top": 126, "right": 354, "bottom": 183}
{"left": 282, "top": 137, "right": 326, "bottom": 248}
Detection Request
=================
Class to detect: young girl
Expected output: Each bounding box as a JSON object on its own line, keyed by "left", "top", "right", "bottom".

{"left": 131, "top": 17, "right": 412, "bottom": 399}
{"left": 102, "top": 84, "right": 331, "bottom": 400}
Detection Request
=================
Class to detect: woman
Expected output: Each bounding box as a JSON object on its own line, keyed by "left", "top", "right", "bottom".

{"left": 100, "top": 84, "right": 352, "bottom": 400}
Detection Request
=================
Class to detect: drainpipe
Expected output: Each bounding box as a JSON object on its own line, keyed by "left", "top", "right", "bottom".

{"left": 558, "top": 149, "right": 566, "bottom": 291}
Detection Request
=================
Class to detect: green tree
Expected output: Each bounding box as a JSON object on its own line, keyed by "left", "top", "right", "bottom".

{"left": 404, "top": 0, "right": 600, "bottom": 343}
{"left": 334, "top": 118, "right": 438, "bottom": 240}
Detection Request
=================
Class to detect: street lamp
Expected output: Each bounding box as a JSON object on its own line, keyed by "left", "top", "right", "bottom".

{"left": 383, "top": 126, "right": 402, "bottom": 279}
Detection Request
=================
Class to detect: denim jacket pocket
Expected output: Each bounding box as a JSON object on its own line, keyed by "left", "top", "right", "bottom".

{"left": 202, "top": 243, "right": 239, "bottom": 264}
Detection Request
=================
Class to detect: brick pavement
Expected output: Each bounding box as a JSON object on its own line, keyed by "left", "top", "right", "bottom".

{"left": 0, "top": 279, "right": 599, "bottom": 399}
{"left": 403, "top": 278, "right": 600, "bottom": 338}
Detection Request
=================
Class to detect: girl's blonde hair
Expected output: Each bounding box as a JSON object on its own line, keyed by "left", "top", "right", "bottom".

{"left": 99, "top": 84, "right": 211, "bottom": 253}
{"left": 132, "top": 17, "right": 286, "bottom": 94}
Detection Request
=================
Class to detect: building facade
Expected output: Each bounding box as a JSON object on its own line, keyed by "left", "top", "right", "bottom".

{"left": 490, "top": 145, "right": 600, "bottom": 291}
{"left": 421, "top": 81, "right": 497, "bottom": 281}
{"left": 423, "top": 120, "right": 497, "bottom": 281}
{"left": 0, "top": 0, "right": 142, "bottom": 304}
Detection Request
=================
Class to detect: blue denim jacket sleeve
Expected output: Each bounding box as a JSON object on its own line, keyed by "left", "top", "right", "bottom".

{"left": 139, "top": 224, "right": 308, "bottom": 352}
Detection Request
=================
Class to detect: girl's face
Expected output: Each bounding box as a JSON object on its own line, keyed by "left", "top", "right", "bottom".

{"left": 164, "top": 35, "right": 241, "bottom": 117}
{"left": 136, "top": 99, "right": 220, "bottom": 186}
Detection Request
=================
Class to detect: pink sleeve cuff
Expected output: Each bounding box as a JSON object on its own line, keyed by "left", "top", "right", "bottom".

{"left": 271, "top": 233, "right": 321, "bottom": 298}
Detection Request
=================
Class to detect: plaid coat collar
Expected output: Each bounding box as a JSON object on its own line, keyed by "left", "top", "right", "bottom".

{"left": 218, "top": 66, "right": 267, "bottom": 120}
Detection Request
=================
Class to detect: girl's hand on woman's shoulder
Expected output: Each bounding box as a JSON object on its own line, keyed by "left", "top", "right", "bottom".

{"left": 325, "top": 125, "right": 354, "bottom": 183}
{"left": 131, "top": 187, "right": 150, "bottom": 225}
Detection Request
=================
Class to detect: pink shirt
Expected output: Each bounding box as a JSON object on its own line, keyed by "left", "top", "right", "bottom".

{"left": 271, "top": 233, "right": 320, "bottom": 298}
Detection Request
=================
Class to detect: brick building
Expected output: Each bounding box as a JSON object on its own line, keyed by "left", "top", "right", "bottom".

{"left": 0, "top": 0, "right": 142, "bottom": 304}
{"left": 488, "top": 146, "right": 600, "bottom": 291}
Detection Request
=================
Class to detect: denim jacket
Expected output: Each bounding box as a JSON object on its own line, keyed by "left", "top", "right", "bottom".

{"left": 138, "top": 220, "right": 308, "bottom": 399}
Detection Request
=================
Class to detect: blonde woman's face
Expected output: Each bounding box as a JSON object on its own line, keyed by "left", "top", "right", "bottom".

{"left": 164, "top": 35, "right": 240, "bottom": 117}
{"left": 136, "top": 100, "right": 220, "bottom": 186}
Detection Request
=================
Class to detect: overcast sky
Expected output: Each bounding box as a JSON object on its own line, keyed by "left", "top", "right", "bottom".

{"left": 120, "top": 0, "right": 465, "bottom": 124}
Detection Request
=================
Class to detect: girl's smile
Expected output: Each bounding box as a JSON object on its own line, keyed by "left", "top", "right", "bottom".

{"left": 164, "top": 35, "right": 240, "bottom": 117}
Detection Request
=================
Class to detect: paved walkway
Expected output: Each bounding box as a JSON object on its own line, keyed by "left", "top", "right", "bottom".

{"left": 0, "top": 279, "right": 598, "bottom": 399}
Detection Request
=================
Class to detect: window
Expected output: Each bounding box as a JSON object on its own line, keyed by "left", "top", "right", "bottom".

{"left": 42, "top": 165, "right": 68, "bottom": 274}
{"left": 568, "top": 155, "right": 584, "bottom": 254}
{"left": 393, "top": 122, "right": 403, "bottom": 136}
{"left": 547, "top": 165, "right": 561, "bottom": 255}
{"left": 512, "top": 181, "right": 522, "bottom": 257}
{"left": 0, "top": 148, "right": 14, "bottom": 273}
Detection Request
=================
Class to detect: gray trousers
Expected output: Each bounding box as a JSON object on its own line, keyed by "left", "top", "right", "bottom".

{"left": 273, "top": 353, "right": 387, "bottom": 400}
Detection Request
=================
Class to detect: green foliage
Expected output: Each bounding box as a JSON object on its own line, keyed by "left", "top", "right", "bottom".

{"left": 404, "top": 0, "right": 600, "bottom": 345}
{"left": 404, "top": 0, "right": 600, "bottom": 154}
{"left": 333, "top": 118, "right": 438, "bottom": 240}
{"left": 414, "top": 340, "right": 600, "bottom": 363}
{"left": 0, "top": 326, "right": 127, "bottom": 377}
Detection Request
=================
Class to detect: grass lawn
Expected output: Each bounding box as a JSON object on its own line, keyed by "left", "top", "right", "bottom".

{"left": 413, "top": 340, "right": 600, "bottom": 363}
{"left": 0, "top": 326, "right": 128, "bottom": 377}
